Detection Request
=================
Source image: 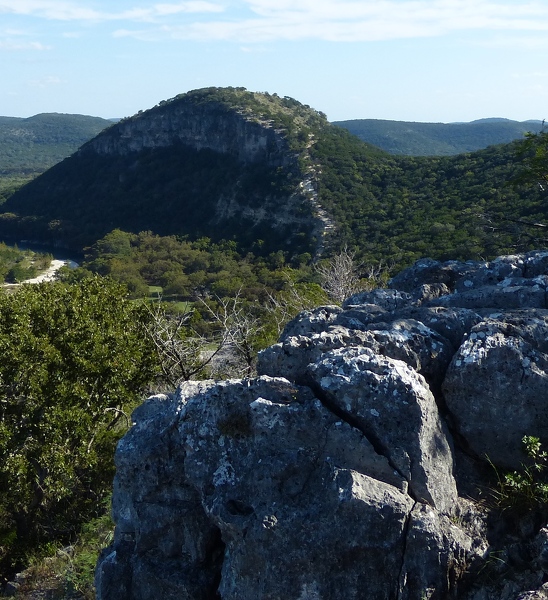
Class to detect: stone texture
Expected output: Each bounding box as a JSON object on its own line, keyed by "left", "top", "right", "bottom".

{"left": 97, "top": 251, "right": 548, "bottom": 600}
{"left": 305, "top": 347, "right": 457, "bottom": 513}
{"left": 443, "top": 312, "right": 548, "bottom": 469}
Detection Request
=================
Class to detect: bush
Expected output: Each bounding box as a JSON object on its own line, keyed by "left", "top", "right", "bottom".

{"left": 0, "top": 277, "right": 158, "bottom": 580}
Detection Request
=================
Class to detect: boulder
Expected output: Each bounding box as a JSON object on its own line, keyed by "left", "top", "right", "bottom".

{"left": 305, "top": 347, "right": 457, "bottom": 513}
{"left": 97, "top": 251, "right": 548, "bottom": 599}
{"left": 443, "top": 312, "right": 548, "bottom": 469}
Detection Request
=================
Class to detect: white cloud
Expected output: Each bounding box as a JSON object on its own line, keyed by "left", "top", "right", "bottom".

{"left": 2, "top": 0, "right": 548, "bottom": 42}
{"left": 478, "top": 34, "right": 548, "bottom": 50}
{"left": 160, "top": 0, "right": 548, "bottom": 42}
{"left": 28, "top": 75, "right": 62, "bottom": 87}
{"left": 0, "top": 38, "right": 50, "bottom": 50}
{"left": 0, "top": 1, "right": 224, "bottom": 22}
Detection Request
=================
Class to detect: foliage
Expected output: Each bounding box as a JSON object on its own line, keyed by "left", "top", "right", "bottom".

{"left": 311, "top": 128, "right": 547, "bottom": 268}
{"left": 0, "top": 113, "right": 111, "bottom": 177}
{"left": 2, "top": 506, "right": 113, "bottom": 599}
{"left": 70, "top": 230, "right": 315, "bottom": 302}
{"left": 0, "top": 90, "right": 318, "bottom": 256}
{"left": 333, "top": 117, "right": 544, "bottom": 156}
{"left": 2, "top": 88, "right": 546, "bottom": 277}
{"left": 514, "top": 128, "right": 548, "bottom": 191}
{"left": 0, "top": 176, "right": 32, "bottom": 206}
{"left": 490, "top": 436, "right": 548, "bottom": 512}
{"left": 0, "top": 242, "right": 52, "bottom": 284}
{"left": 0, "top": 277, "right": 158, "bottom": 581}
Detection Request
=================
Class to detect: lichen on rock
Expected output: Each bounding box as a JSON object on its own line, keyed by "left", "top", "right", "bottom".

{"left": 96, "top": 251, "right": 548, "bottom": 600}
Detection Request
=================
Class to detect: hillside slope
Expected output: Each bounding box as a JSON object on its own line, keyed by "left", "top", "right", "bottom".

{"left": 1, "top": 88, "right": 546, "bottom": 267}
{"left": 333, "top": 117, "right": 543, "bottom": 156}
{"left": 0, "top": 88, "right": 383, "bottom": 256}
{"left": 0, "top": 113, "right": 113, "bottom": 176}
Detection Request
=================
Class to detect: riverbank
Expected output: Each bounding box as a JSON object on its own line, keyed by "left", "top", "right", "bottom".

{"left": 19, "top": 259, "right": 78, "bottom": 284}
{"left": 1, "top": 258, "right": 78, "bottom": 288}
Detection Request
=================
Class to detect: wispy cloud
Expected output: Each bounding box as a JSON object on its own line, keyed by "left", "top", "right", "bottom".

{"left": 0, "top": 38, "right": 50, "bottom": 50}
{"left": 0, "top": 1, "right": 224, "bottom": 22}
{"left": 2, "top": 0, "right": 548, "bottom": 42}
{"left": 168, "top": 0, "right": 548, "bottom": 42}
{"left": 28, "top": 75, "right": 63, "bottom": 87}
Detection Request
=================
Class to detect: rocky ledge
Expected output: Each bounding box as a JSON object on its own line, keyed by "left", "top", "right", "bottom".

{"left": 96, "top": 251, "right": 548, "bottom": 600}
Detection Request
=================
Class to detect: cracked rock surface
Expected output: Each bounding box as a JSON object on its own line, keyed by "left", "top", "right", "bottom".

{"left": 96, "top": 251, "right": 548, "bottom": 600}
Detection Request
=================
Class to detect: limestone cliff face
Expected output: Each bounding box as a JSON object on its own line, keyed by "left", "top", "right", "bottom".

{"left": 96, "top": 251, "right": 548, "bottom": 600}
{"left": 2, "top": 88, "right": 329, "bottom": 254}
{"left": 83, "top": 100, "right": 292, "bottom": 167}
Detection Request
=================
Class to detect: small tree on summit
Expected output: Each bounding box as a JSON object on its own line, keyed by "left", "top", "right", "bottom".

{"left": 315, "top": 247, "right": 361, "bottom": 304}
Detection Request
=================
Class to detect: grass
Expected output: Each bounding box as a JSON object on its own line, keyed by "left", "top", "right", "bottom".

{"left": 2, "top": 506, "right": 114, "bottom": 600}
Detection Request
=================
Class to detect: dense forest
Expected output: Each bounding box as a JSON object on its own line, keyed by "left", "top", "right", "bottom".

{"left": 0, "top": 113, "right": 112, "bottom": 211}
{"left": 1, "top": 89, "right": 546, "bottom": 272}
{"left": 333, "top": 117, "right": 544, "bottom": 156}
{"left": 0, "top": 113, "right": 112, "bottom": 177}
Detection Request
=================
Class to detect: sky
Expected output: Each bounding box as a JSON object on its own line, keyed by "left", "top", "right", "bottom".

{"left": 1, "top": 0, "right": 548, "bottom": 123}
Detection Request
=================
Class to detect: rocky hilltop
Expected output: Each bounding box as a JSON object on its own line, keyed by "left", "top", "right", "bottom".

{"left": 84, "top": 93, "right": 291, "bottom": 167}
{"left": 96, "top": 251, "right": 548, "bottom": 600}
{"left": 0, "top": 88, "right": 329, "bottom": 254}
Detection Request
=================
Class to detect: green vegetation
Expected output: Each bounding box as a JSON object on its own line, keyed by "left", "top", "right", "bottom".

{"left": 491, "top": 436, "right": 548, "bottom": 513}
{"left": 1, "top": 91, "right": 548, "bottom": 596}
{"left": 311, "top": 128, "right": 547, "bottom": 267}
{"left": 0, "top": 277, "right": 158, "bottom": 584}
{"left": 1, "top": 89, "right": 546, "bottom": 272}
{"left": 333, "top": 117, "right": 544, "bottom": 156}
{"left": 74, "top": 229, "right": 314, "bottom": 300}
{"left": 0, "top": 242, "right": 52, "bottom": 283}
{"left": 0, "top": 113, "right": 112, "bottom": 177}
{"left": 0, "top": 140, "right": 314, "bottom": 256}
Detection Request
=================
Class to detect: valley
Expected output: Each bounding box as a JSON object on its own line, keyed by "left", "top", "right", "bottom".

{"left": 0, "top": 87, "right": 547, "bottom": 599}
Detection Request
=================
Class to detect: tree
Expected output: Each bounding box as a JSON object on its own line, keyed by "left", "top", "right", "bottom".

{"left": 516, "top": 128, "right": 548, "bottom": 192}
{"left": 315, "top": 247, "right": 361, "bottom": 304}
{"left": 0, "top": 277, "right": 158, "bottom": 577}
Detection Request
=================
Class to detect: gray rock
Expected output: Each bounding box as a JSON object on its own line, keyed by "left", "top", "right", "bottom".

{"left": 432, "top": 281, "right": 548, "bottom": 310}
{"left": 279, "top": 305, "right": 342, "bottom": 341}
{"left": 259, "top": 319, "right": 453, "bottom": 389}
{"left": 399, "top": 503, "right": 479, "bottom": 600}
{"left": 97, "top": 251, "right": 548, "bottom": 600}
{"left": 443, "top": 313, "right": 548, "bottom": 469}
{"left": 343, "top": 288, "right": 413, "bottom": 311}
{"left": 384, "top": 306, "right": 483, "bottom": 350}
{"left": 305, "top": 347, "right": 457, "bottom": 513}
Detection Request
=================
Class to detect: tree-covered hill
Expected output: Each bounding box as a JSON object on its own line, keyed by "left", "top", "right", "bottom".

{"left": 0, "top": 113, "right": 113, "bottom": 177}
{"left": 333, "top": 117, "right": 543, "bottom": 156}
{"left": 0, "top": 88, "right": 351, "bottom": 256}
{"left": 1, "top": 87, "right": 546, "bottom": 270}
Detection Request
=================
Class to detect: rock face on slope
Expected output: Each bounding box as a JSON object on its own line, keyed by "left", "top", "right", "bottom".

{"left": 96, "top": 251, "right": 548, "bottom": 600}
{"left": 0, "top": 88, "right": 325, "bottom": 253}
{"left": 84, "top": 95, "right": 291, "bottom": 167}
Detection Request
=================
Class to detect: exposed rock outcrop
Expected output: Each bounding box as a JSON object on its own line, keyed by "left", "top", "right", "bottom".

{"left": 83, "top": 98, "right": 291, "bottom": 167}
{"left": 97, "top": 251, "right": 548, "bottom": 600}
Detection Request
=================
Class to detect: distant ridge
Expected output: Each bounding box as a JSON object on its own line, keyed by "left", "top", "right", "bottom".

{"left": 333, "top": 117, "right": 544, "bottom": 156}
{"left": 0, "top": 113, "right": 113, "bottom": 176}
{"left": 1, "top": 88, "right": 547, "bottom": 269}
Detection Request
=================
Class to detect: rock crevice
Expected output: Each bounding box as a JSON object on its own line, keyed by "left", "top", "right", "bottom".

{"left": 96, "top": 251, "right": 548, "bottom": 599}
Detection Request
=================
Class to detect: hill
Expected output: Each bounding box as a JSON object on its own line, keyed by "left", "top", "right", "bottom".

{"left": 0, "top": 88, "right": 370, "bottom": 256}
{"left": 333, "top": 117, "right": 544, "bottom": 156}
{"left": 1, "top": 87, "right": 547, "bottom": 269}
{"left": 0, "top": 113, "right": 113, "bottom": 176}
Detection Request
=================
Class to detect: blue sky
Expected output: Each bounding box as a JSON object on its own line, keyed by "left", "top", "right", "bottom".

{"left": 2, "top": 0, "right": 548, "bottom": 123}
